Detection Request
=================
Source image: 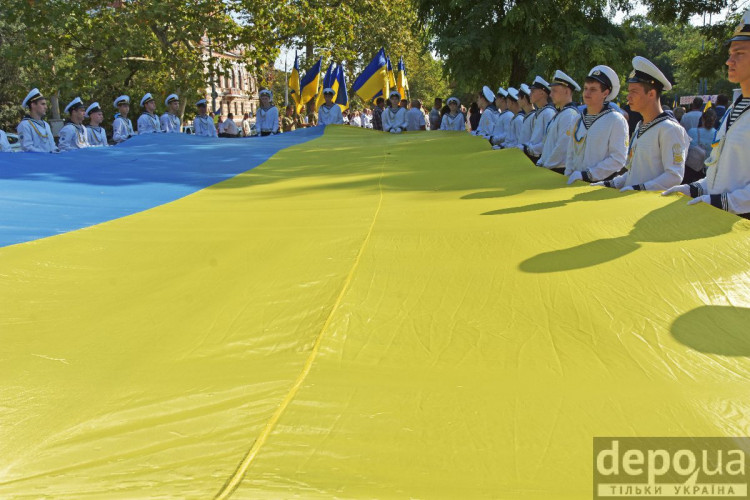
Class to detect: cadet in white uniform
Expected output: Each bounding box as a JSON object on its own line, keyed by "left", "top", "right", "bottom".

{"left": 137, "top": 93, "right": 162, "bottom": 134}
{"left": 515, "top": 84, "right": 536, "bottom": 149}
{"left": 256, "top": 89, "right": 279, "bottom": 136}
{"left": 537, "top": 70, "right": 581, "bottom": 173}
{"left": 0, "top": 130, "right": 11, "bottom": 152}
{"left": 160, "top": 94, "right": 182, "bottom": 133}
{"left": 112, "top": 95, "right": 135, "bottom": 143}
{"left": 501, "top": 87, "right": 523, "bottom": 149}
{"left": 490, "top": 88, "right": 514, "bottom": 146}
{"left": 17, "top": 88, "right": 58, "bottom": 153}
{"left": 663, "top": 9, "right": 750, "bottom": 218}
{"left": 318, "top": 88, "right": 344, "bottom": 126}
{"left": 565, "top": 65, "right": 629, "bottom": 184}
{"left": 85, "top": 102, "right": 108, "bottom": 147}
{"left": 440, "top": 97, "right": 465, "bottom": 131}
{"left": 382, "top": 90, "right": 407, "bottom": 133}
{"left": 596, "top": 57, "right": 688, "bottom": 192}
{"left": 473, "top": 86, "right": 499, "bottom": 141}
{"left": 193, "top": 99, "right": 218, "bottom": 137}
{"left": 521, "top": 76, "right": 557, "bottom": 162}
{"left": 58, "top": 97, "right": 91, "bottom": 151}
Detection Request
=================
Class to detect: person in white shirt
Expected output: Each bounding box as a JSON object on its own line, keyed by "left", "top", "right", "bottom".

{"left": 193, "top": 99, "right": 218, "bottom": 137}
{"left": 361, "top": 109, "right": 372, "bottom": 129}
{"left": 500, "top": 87, "right": 523, "bottom": 149}
{"left": 112, "top": 95, "right": 135, "bottom": 143}
{"left": 680, "top": 97, "right": 704, "bottom": 130}
{"left": 222, "top": 113, "right": 240, "bottom": 136}
{"left": 85, "top": 102, "right": 108, "bottom": 147}
{"left": 350, "top": 111, "right": 363, "bottom": 127}
{"left": 0, "top": 129, "right": 11, "bottom": 152}
{"left": 406, "top": 99, "right": 426, "bottom": 131}
{"left": 472, "top": 85, "right": 499, "bottom": 141}
{"left": 440, "top": 97, "right": 465, "bottom": 131}
{"left": 58, "top": 97, "right": 91, "bottom": 151}
{"left": 565, "top": 65, "right": 629, "bottom": 184}
{"left": 382, "top": 90, "right": 407, "bottom": 133}
{"left": 515, "top": 84, "right": 536, "bottom": 149}
{"left": 662, "top": 9, "right": 750, "bottom": 218}
{"left": 256, "top": 89, "right": 279, "bottom": 135}
{"left": 137, "top": 93, "right": 162, "bottom": 134}
{"left": 17, "top": 88, "right": 58, "bottom": 153}
{"left": 241, "top": 113, "right": 252, "bottom": 136}
{"left": 537, "top": 70, "right": 581, "bottom": 173}
{"left": 160, "top": 94, "right": 182, "bottom": 133}
{"left": 318, "top": 88, "right": 344, "bottom": 126}
{"left": 520, "top": 76, "right": 557, "bottom": 162}
{"left": 594, "top": 56, "right": 689, "bottom": 192}
{"left": 490, "top": 88, "right": 513, "bottom": 146}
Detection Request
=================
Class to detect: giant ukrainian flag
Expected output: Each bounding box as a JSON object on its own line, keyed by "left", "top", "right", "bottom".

{"left": 1, "top": 127, "right": 749, "bottom": 498}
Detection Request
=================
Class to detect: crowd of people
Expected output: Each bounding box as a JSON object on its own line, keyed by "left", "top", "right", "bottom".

{"left": 2, "top": 11, "right": 749, "bottom": 219}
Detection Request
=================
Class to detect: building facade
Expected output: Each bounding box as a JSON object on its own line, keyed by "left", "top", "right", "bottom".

{"left": 201, "top": 36, "right": 260, "bottom": 118}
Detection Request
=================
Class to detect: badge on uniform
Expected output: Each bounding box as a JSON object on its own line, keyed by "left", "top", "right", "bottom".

{"left": 672, "top": 144, "right": 684, "bottom": 164}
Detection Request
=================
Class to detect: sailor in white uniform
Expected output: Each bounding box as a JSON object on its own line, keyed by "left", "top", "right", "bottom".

{"left": 112, "top": 95, "right": 135, "bottom": 143}
{"left": 473, "top": 86, "right": 499, "bottom": 141}
{"left": 440, "top": 97, "right": 465, "bottom": 131}
{"left": 0, "top": 129, "right": 11, "bottom": 152}
{"left": 58, "top": 97, "right": 91, "bottom": 151}
{"left": 565, "top": 65, "right": 629, "bottom": 184}
{"left": 382, "top": 90, "right": 408, "bottom": 133}
{"left": 490, "top": 88, "right": 514, "bottom": 146}
{"left": 137, "top": 93, "right": 162, "bottom": 134}
{"left": 17, "top": 88, "right": 58, "bottom": 153}
{"left": 256, "top": 89, "right": 279, "bottom": 136}
{"left": 501, "top": 87, "right": 524, "bottom": 149}
{"left": 318, "top": 88, "right": 344, "bottom": 126}
{"left": 193, "top": 99, "right": 218, "bottom": 137}
{"left": 85, "top": 102, "right": 108, "bottom": 147}
{"left": 595, "top": 57, "right": 689, "bottom": 192}
{"left": 515, "top": 84, "right": 536, "bottom": 149}
{"left": 537, "top": 70, "right": 581, "bottom": 173}
{"left": 160, "top": 94, "right": 182, "bottom": 133}
{"left": 520, "top": 76, "right": 557, "bottom": 162}
{"left": 662, "top": 9, "right": 750, "bottom": 218}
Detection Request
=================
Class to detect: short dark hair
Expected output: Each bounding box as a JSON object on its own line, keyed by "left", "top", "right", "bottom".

{"left": 691, "top": 97, "right": 704, "bottom": 109}
{"left": 639, "top": 80, "right": 662, "bottom": 98}
{"left": 717, "top": 94, "right": 729, "bottom": 106}
{"left": 376, "top": 97, "right": 385, "bottom": 105}
{"left": 584, "top": 77, "right": 607, "bottom": 94}
{"left": 434, "top": 97, "right": 442, "bottom": 104}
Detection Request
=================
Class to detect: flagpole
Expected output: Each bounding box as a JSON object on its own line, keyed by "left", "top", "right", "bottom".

{"left": 285, "top": 54, "right": 289, "bottom": 106}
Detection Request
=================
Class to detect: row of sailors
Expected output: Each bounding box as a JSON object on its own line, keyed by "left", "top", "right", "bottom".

{"left": 4, "top": 88, "right": 287, "bottom": 153}
{"left": 465, "top": 48, "right": 750, "bottom": 218}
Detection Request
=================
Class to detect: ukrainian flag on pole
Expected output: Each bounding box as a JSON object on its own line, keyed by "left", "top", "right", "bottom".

{"left": 397, "top": 56, "right": 409, "bottom": 100}
{"left": 289, "top": 52, "right": 303, "bottom": 114}
{"left": 315, "top": 61, "right": 337, "bottom": 110}
{"left": 334, "top": 65, "right": 349, "bottom": 112}
{"left": 352, "top": 48, "right": 388, "bottom": 102}
{"left": 300, "top": 57, "right": 322, "bottom": 107}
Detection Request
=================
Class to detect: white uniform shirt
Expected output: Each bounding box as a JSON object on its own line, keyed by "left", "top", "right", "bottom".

{"left": 0, "top": 130, "right": 11, "bottom": 152}
{"left": 504, "top": 112, "right": 525, "bottom": 148}
{"left": 690, "top": 96, "right": 750, "bottom": 214}
{"left": 382, "top": 106, "right": 407, "bottom": 133}
{"left": 610, "top": 114, "right": 689, "bottom": 191}
{"left": 137, "top": 112, "right": 162, "bottom": 134}
{"left": 318, "top": 104, "right": 344, "bottom": 126}
{"left": 473, "top": 106, "right": 499, "bottom": 140}
{"left": 538, "top": 104, "right": 579, "bottom": 169}
{"left": 17, "top": 117, "right": 58, "bottom": 152}
{"left": 439, "top": 112, "right": 465, "bottom": 131}
{"left": 87, "top": 126, "right": 108, "bottom": 147}
{"left": 193, "top": 115, "right": 218, "bottom": 137}
{"left": 112, "top": 116, "right": 135, "bottom": 143}
{"left": 516, "top": 110, "right": 536, "bottom": 148}
{"left": 490, "top": 110, "right": 514, "bottom": 145}
{"left": 524, "top": 104, "right": 557, "bottom": 156}
{"left": 256, "top": 106, "right": 279, "bottom": 134}
{"left": 405, "top": 107, "right": 426, "bottom": 131}
{"left": 564, "top": 105, "right": 629, "bottom": 182}
{"left": 58, "top": 122, "right": 91, "bottom": 151}
{"left": 160, "top": 112, "right": 181, "bottom": 133}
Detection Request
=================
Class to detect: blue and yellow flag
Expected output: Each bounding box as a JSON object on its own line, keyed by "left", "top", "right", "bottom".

{"left": 352, "top": 48, "right": 388, "bottom": 102}
{"left": 289, "top": 52, "right": 302, "bottom": 114}
{"left": 396, "top": 56, "right": 409, "bottom": 100}
{"left": 300, "top": 57, "right": 322, "bottom": 107}
{"left": 315, "top": 61, "right": 337, "bottom": 110}
{"left": 334, "top": 65, "right": 349, "bottom": 112}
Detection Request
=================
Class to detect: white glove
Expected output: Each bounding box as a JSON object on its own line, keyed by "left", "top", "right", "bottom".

{"left": 567, "top": 171, "right": 583, "bottom": 185}
{"left": 590, "top": 181, "right": 606, "bottom": 187}
{"left": 687, "top": 195, "right": 710, "bottom": 206}
{"left": 394, "top": 128, "right": 402, "bottom": 134}
{"left": 661, "top": 185, "right": 690, "bottom": 197}
{"left": 492, "top": 145, "right": 503, "bottom": 150}
{"left": 620, "top": 186, "right": 634, "bottom": 192}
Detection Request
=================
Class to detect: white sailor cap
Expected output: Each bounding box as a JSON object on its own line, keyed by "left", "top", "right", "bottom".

{"left": 587, "top": 65, "right": 620, "bottom": 101}
{"left": 259, "top": 89, "right": 273, "bottom": 98}
{"left": 549, "top": 70, "right": 581, "bottom": 92}
{"left": 22, "top": 88, "right": 44, "bottom": 108}
{"left": 518, "top": 84, "right": 531, "bottom": 98}
{"left": 64, "top": 97, "right": 84, "bottom": 114}
{"left": 481, "top": 86, "right": 495, "bottom": 102}
{"left": 85, "top": 102, "right": 102, "bottom": 117}
{"left": 496, "top": 87, "right": 509, "bottom": 98}
{"left": 388, "top": 90, "right": 401, "bottom": 100}
{"left": 530, "top": 76, "right": 551, "bottom": 93}
{"left": 140, "top": 93, "right": 154, "bottom": 107}
{"left": 447, "top": 96, "right": 460, "bottom": 105}
{"left": 114, "top": 95, "right": 130, "bottom": 107}
{"left": 196, "top": 98, "right": 208, "bottom": 107}
{"left": 729, "top": 7, "right": 750, "bottom": 43}
{"left": 627, "top": 56, "right": 672, "bottom": 92}
{"left": 164, "top": 93, "right": 179, "bottom": 106}
{"left": 322, "top": 87, "right": 335, "bottom": 95}
{"left": 506, "top": 87, "right": 520, "bottom": 102}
